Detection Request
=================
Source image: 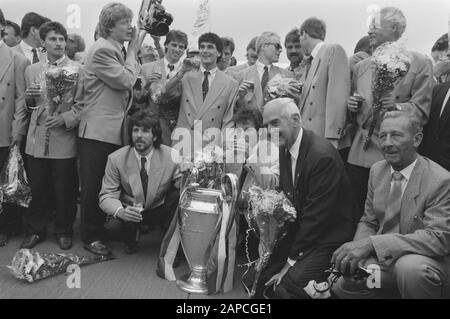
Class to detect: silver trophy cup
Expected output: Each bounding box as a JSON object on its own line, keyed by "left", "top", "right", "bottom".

{"left": 177, "top": 173, "right": 238, "bottom": 294}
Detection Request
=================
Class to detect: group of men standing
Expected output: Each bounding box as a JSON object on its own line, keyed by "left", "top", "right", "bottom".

{"left": 1, "top": 2, "right": 450, "bottom": 299}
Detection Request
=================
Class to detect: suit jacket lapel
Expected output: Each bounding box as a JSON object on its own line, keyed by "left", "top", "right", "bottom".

{"left": 438, "top": 84, "right": 450, "bottom": 133}
{"left": 188, "top": 70, "right": 203, "bottom": 113}
{"left": 145, "top": 149, "right": 163, "bottom": 210}
{"left": 250, "top": 65, "right": 263, "bottom": 107}
{"left": 399, "top": 157, "right": 423, "bottom": 234}
{"left": 159, "top": 59, "right": 168, "bottom": 85}
{"left": 197, "top": 71, "right": 226, "bottom": 119}
{"left": 294, "top": 130, "right": 311, "bottom": 189}
{"left": 125, "top": 148, "right": 146, "bottom": 206}
{"left": 0, "top": 45, "right": 13, "bottom": 83}
{"left": 376, "top": 165, "right": 391, "bottom": 231}
{"left": 300, "top": 48, "right": 323, "bottom": 112}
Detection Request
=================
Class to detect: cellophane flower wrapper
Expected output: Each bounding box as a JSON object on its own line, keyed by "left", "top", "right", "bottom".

{"left": 264, "top": 75, "right": 303, "bottom": 104}
{"left": 45, "top": 63, "right": 79, "bottom": 115}
{"left": 245, "top": 185, "right": 297, "bottom": 296}
{"left": 192, "top": 144, "right": 225, "bottom": 189}
{"left": 6, "top": 249, "right": 113, "bottom": 283}
{"left": 0, "top": 145, "right": 31, "bottom": 210}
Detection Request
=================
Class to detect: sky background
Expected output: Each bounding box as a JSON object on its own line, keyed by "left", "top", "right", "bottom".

{"left": 2, "top": 0, "right": 449, "bottom": 65}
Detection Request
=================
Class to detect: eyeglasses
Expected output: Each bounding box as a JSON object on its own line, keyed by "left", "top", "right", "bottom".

{"left": 265, "top": 42, "right": 282, "bottom": 50}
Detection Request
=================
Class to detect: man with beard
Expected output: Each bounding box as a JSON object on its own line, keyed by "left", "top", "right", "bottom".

{"left": 99, "top": 110, "right": 182, "bottom": 254}
{"left": 234, "top": 32, "right": 292, "bottom": 112}
{"left": 284, "top": 29, "right": 304, "bottom": 75}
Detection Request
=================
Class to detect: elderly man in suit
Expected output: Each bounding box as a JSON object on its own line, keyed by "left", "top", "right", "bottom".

{"left": 346, "top": 6, "right": 434, "bottom": 219}
{"left": 99, "top": 110, "right": 181, "bottom": 254}
{"left": 234, "top": 32, "right": 292, "bottom": 112}
{"left": 0, "top": 10, "right": 29, "bottom": 246}
{"left": 257, "top": 98, "right": 356, "bottom": 299}
{"left": 138, "top": 30, "right": 188, "bottom": 145}
{"left": 13, "top": 12, "right": 49, "bottom": 64}
{"left": 21, "top": 21, "right": 83, "bottom": 250}
{"left": 332, "top": 110, "right": 450, "bottom": 299}
{"left": 167, "top": 32, "right": 239, "bottom": 159}
{"left": 78, "top": 3, "right": 142, "bottom": 256}
{"left": 420, "top": 79, "right": 450, "bottom": 171}
{"left": 297, "top": 17, "right": 350, "bottom": 149}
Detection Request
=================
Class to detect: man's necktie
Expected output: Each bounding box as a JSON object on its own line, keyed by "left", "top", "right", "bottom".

{"left": 140, "top": 157, "right": 148, "bottom": 201}
{"left": 202, "top": 71, "right": 210, "bottom": 100}
{"left": 261, "top": 66, "right": 269, "bottom": 93}
{"left": 286, "top": 149, "right": 294, "bottom": 186}
{"left": 167, "top": 64, "right": 175, "bottom": 79}
{"left": 380, "top": 171, "right": 403, "bottom": 234}
{"left": 304, "top": 55, "right": 313, "bottom": 79}
{"left": 122, "top": 47, "right": 127, "bottom": 60}
{"left": 31, "top": 48, "right": 39, "bottom": 64}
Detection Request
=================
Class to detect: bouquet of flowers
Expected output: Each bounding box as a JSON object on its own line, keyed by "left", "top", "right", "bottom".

{"left": 0, "top": 145, "right": 31, "bottom": 210}
{"left": 192, "top": 144, "right": 225, "bottom": 189}
{"left": 7, "top": 249, "right": 113, "bottom": 283}
{"left": 264, "top": 75, "right": 303, "bottom": 105}
{"left": 363, "top": 41, "right": 411, "bottom": 150}
{"left": 244, "top": 185, "right": 297, "bottom": 297}
{"left": 43, "top": 62, "right": 79, "bottom": 156}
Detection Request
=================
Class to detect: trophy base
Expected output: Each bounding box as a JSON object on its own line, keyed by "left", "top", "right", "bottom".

{"left": 176, "top": 273, "right": 208, "bottom": 294}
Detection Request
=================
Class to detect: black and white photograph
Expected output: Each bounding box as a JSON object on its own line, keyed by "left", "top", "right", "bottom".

{"left": 0, "top": 0, "right": 449, "bottom": 302}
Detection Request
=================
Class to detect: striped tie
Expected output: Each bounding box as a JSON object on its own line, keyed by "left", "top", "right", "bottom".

{"left": 261, "top": 66, "right": 269, "bottom": 93}
{"left": 380, "top": 171, "right": 403, "bottom": 234}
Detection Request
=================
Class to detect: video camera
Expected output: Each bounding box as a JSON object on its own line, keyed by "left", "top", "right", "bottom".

{"left": 139, "top": 0, "right": 173, "bottom": 37}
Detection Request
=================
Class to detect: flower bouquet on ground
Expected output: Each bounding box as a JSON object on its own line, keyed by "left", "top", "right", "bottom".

{"left": 0, "top": 145, "right": 31, "bottom": 210}
{"left": 363, "top": 41, "right": 411, "bottom": 150}
{"left": 191, "top": 144, "right": 225, "bottom": 189}
{"left": 6, "top": 249, "right": 113, "bottom": 283}
{"left": 43, "top": 62, "right": 79, "bottom": 156}
{"left": 264, "top": 75, "right": 303, "bottom": 105}
{"left": 242, "top": 185, "right": 297, "bottom": 297}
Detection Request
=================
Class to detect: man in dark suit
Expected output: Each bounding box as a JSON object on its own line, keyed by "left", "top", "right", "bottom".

{"left": 420, "top": 80, "right": 450, "bottom": 171}
{"left": 259, "top": 98, "right": 356, "bottom": 299}
{"left": 78, "top": 3, "right": 142, "bottom": 255}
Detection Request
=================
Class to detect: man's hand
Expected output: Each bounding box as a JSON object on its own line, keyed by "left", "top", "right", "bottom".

{"left": 179, "top": 160, "right": 194, "bottom": 173}
{"left": 127, "top": 27, "right": 140, "bottom": 57}
{"left": 265, "top": 262, "right": 291, "bottom": 289}
{"left": 331, "top": 237, "right": 374, "bottom": 275}
{"left": 347, "top": 95, "right": 363, "bottom": 113}
{"left": 117, "top": 206, "right": 143, "bottom": 223}
{"left": 146, "top": 72, "right": 163, "bottom": 84}
{"left": 10, "top": 133, "right": 23, "bottom": 148}
{"left": 237, "top": 82, "right": 252, "bottom": 98}
{"left": 26, "top": 84, "right": 42, "bottom": 109}
{"left": 45, "top": 115, "right": 65, "bottom": 129}
{"left": 380, "top": 93, "right": 397, "bottom": 112}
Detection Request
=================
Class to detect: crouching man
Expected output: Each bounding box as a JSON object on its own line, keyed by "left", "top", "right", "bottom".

{"left": 331, "top": 110, "right": 450, "bottom": 299}
{"left": 99, "top": 110, "right": 184, "bottom": 254}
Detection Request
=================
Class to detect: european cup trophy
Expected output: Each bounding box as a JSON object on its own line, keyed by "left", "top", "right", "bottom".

{"left": 177, "top": 173, "right": 238, "bottom": 294}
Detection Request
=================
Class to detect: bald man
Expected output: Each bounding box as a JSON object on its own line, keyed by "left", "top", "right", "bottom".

{"left": 258, "top": 98, "right": 356, "bottom": 299}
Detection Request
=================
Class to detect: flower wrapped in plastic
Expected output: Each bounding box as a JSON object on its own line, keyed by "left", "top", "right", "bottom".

{"left": 43, "top": 62, "right": 79, "bottom": 156}
{"left": 264, "top": 75, "right": 303, "bottom": 105}
{"left": 363, "top": 41, "right": 411, "bottom": 150}
{"left": 191, "top": 144, "right": 225, "bottom": 189}
{"left": 0, "top": 145, "right": 31, "bottom": 210}
{"left": 6, "top": 249, "right": 113, "bottom": 283}
{"left": 244, "top": 185, "right": 297, "bottom": 297}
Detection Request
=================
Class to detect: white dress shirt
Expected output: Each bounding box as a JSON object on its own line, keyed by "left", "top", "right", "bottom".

{"left": 200, "top": 65, "right": 217, "bottom": 88}
{"left": 0, "top": 40, "right": 4, "bottom": 48}
{"left": 255, "top": 60, "right": 272, "bottom": 81}
{"left": 164, "top": 57, "right": 181, "bottom": 79}
{"left": 20, "top": 40, "right": 41, "bottom": 64}
{"left": 390, "top": 159, "right": 417, "bottom": 196}
{"left": 440, "top": 87, "right": 450, "bottom": 117}
{"left": 289, "top": 128, "right": 304, "bottom": 185}
{"left": 310, "top": 41, "right": 326, "bottom": 59}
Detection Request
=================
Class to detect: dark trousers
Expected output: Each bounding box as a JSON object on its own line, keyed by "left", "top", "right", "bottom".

{"left": 79, "top": 138, "right": 120, "bottom": 244}
{"left": 0, "top": 146, "right": 24, "bottom": 235}
{"left": 345, "top": 163, "right": 370, "bottom": 221}
{"left": 24, "top": 155, "right": 78, "bottom": 237}
{"left": 122, "top": 188, "right": 180, "bottom": 244}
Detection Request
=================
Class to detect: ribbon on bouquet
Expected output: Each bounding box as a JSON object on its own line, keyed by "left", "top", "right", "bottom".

{"left": 156, "top": 200, "right": 237, "bottom": 294}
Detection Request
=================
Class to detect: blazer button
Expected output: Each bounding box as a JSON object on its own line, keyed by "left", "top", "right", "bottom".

{"left": 1, "top": 97, "right": 4, "bottom": 100}
{"left": 308, "top": 118, "right": 312, "bottom": 121}
{"left": 413, "top": 215, "right": 418, "bottom": 220}
{"left": 312, "top": 86, "right": 315, "bottom": 89}
{"left": 218, "top": 106, "right": 220, "bottom": 109}
{"left": 186, "top": 99, "right": 189, "bottom": 103}
{"left": 395, "top": 96, "right": 400, "bottom": 100}
{"left": 309, "top": 102, "right": 313, "bottom": 105}
{"left": 188, "top": 113, "right": 191, "bottom": 116}
{"left": 298, "top": 252, "right": 303, "bottom": 257}
{"left": 211, "top": 118, "right": 214, "bottom": 122}
{"left": 7, "top": 83, "right": 10, "bottom": 86}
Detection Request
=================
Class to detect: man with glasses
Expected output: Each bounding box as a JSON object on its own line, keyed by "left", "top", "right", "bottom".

{"left": 234, "top": 32, "right": 292, "bottom": 112}
{"left": 297, "top": 17, "right": 350, "bottom": 150}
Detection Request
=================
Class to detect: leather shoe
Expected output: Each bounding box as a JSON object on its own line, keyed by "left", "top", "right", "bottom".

{"left": 84, "top": 240, "right": 111, "bottom": 256}
{"left": 0, "top": 233, "right": 8, "bottom": 247}
{"left": 21, "top": 234, "right": 44, "bottom": 249}
{"left": 124, "top": 242, "right": 139, "bottom": 255}
{"left": 57, "top": 236, "right": 73, "bottom": 250}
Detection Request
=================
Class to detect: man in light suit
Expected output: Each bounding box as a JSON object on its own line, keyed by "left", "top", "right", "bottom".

{"left": 138, "top": 30, "right": 188, "bottom": 145}
{"left": 169, "top": 32, "right": 239, "bottom": 159}
{"left": 346, "top": 7, "right": 434, "bottom": 219}
{"left": 78, "top": 3, "right": 141, "bottom": 256}
{"left": 420, "top": 79, "right": 450, "bottom": 171}
{"left": 21, "top": 22, "right": 82, "bottom": 250}
{"left": 13, "top": 12, "right": 49, "bottom": 64}
{"left": 332, "top": 110, "right": 450, "bottom": 299}
{"left": 0, "top": 10, "right": 29, "bottom": 246}
{"left": 99, "top": 110, "right": 181, "bottom": 254}
{"left": 298, "top": 17, "right": 350, "bottom": 149}
{"left": 258, "top": 98, "right": 356, "bottom": 299}
{"left": 234, "top": 32, "right": 291, "bottom": 112}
